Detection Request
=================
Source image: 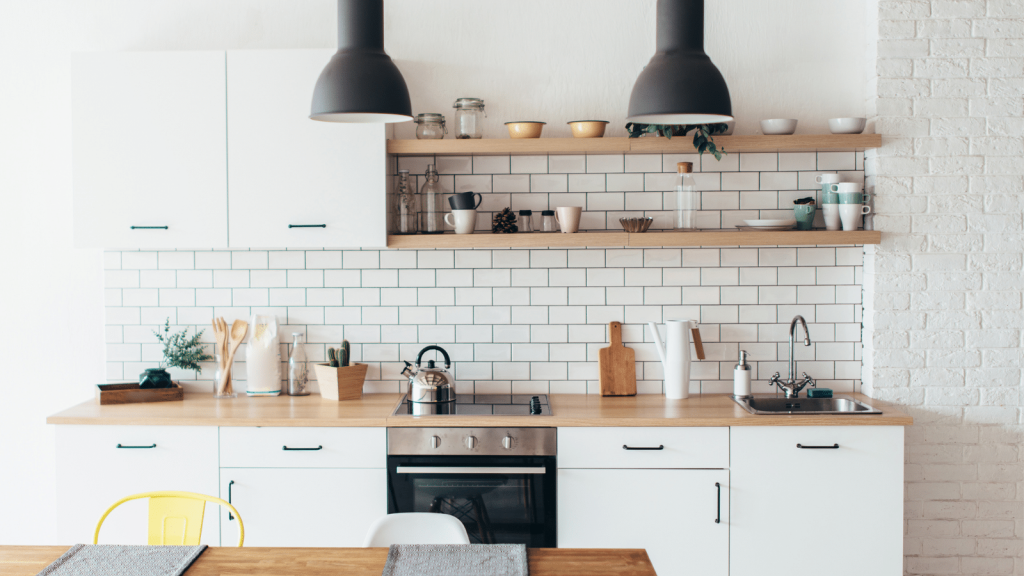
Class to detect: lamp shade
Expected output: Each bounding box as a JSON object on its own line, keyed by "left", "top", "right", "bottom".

{"left": 626, "top": 0, "right": 732, "bottom": 125}
{"left": 311, "top": 0, "right": 412, "bottom": 123}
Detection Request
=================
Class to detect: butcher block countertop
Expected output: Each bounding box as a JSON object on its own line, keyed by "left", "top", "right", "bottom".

{"left": 48, "top": 392, "right": 913, "bottom": 427}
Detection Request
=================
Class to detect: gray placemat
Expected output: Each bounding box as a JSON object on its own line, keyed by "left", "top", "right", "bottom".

{"left": 382, "top": 544, "right": 527, "bottom": 576}
{"left": 37, "top": 544, "right": 207, "bottom": 576}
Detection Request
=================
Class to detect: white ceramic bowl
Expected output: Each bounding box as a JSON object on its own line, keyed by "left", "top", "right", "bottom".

{"left": 760, "top": 119, "right": 798, "bottom": 135}
{"left": 828, "top": 117, "right": 867, "bottom": 134}
{"left": 744, "top": 219, "right": 797, "bottom": 227}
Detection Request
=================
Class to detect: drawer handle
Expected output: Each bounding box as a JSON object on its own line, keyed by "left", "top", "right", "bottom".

{"left": 283, "top": 445, "right": 323, "bottom": 451}
{"left": 288, "top": 224, "right": 327, "bottom": 228}
{"left": 715, "top": 482, "right": 721, "bottom": 524}
{"left": 622, "top": 445, "right": 664, "bottom": 451}
{"left": 116, "top": 443, "right": 156, "bottom": 449}
{"left": 130, "top": 226, "right": 168, "bottom": 230}
{"left": 796, "top": 443, "right": 839, "bottom": 449}
{"left": 227, "top": 480, "right": 235, "bottom": 520}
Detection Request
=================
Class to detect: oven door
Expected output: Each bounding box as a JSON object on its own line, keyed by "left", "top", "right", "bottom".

{"left": 387, "top": 455, "right": 556, "bottom": 547}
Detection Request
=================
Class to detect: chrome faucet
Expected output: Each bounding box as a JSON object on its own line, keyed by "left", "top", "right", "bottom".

{"left": 770, "top": 315, "right": 816, "bottom": 398}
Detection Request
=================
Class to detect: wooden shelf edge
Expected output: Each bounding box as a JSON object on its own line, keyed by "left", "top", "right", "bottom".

{"left": 387, "top": 230, "right": 881, "bottom": 249}
{"left": 387, "top": 134, "right": 882, "bottom": 156}
{"left": 387, "top": 231, "right": 630, "bottom": 249}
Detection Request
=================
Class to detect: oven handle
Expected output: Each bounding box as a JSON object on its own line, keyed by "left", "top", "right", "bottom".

{"left": 395, "top": 466, "right": 547, "bottom": 475}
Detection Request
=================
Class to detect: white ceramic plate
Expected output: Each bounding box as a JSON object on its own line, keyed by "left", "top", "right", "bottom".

{"left": 735, "top": 225, "right": 794, "bottom": 231}
{"left": 743, "top": 219, "right": 797, "bottom": 227}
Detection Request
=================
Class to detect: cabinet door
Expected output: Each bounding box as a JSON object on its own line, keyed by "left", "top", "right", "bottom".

{"left": 558, "top": 469, "right": 728, "bottom": 576}
{"left": 226, "top": 50, "right": 387, "bottom": 248}
{"left": 55, "top": 426, "right": 220, "bottom": 545}
{"left": 219, "top": 468, "right": 387, "bottom": 547}
{"left": 72, "top": 52, "right": 227, "bottom": 248}
{"left": 731, "top": 426, "right": 904, "bottom": 576}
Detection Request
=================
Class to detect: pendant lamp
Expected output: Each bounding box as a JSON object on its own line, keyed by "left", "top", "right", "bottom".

{"left": 626, "top": 0, "right": 732, "bottom": 124}
{"left": 310, "top": 0, "right": 412, "bottom": 123}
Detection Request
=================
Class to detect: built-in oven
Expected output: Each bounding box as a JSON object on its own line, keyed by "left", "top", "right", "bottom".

{"left": 387, "top": 427, "right": 556, "bottom": 547}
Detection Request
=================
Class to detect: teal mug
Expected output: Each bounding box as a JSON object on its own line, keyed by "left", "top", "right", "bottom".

{"left": 836, "top": 191, "right": 870, "bottom": 205}
{"left": 794, "top": 204, "right": 816, "bottom": 230}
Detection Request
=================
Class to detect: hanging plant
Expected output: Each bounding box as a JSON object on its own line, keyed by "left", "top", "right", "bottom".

{"left": 625, "top": 122, "right": 730, "bottom": 161}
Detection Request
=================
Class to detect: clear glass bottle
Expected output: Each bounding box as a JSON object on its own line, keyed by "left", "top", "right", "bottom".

{"left": 393, "top": 170, "right": 418, "bottom": 235}
{"left": 453, "top": 98, "right": 486, "bottom": 139}
{"left": 674, "top": 162, "right": 699, "bottom": 230}
{"left": 540, "top": 210, "right": 557, "bottom": 232}
{"left": 420, "top": 164, "right": 445, "bottom": 234}
{"left": 414, "top": 113, "right": 447, "bottom": 140}
{"left": 518, "top": 210, "right": 534, "bottom": 232}
{"left": 287, "top": 333, "right": 309, "bottom": 396}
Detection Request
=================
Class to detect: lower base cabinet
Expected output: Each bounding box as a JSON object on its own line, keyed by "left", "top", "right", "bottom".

{"left": 219, "top": 468, "right": 386, "bottom": 547}
{"left": 557, "top": 469, "right": 729, "bottom": 576}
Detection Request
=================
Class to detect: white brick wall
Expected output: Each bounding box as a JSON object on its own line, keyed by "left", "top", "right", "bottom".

{"left": 864, "top": 0, "right": 1024, "bottom": 573}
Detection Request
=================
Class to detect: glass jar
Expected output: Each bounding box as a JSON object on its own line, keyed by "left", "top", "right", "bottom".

{"left": 453, "top": 98, "right": 486, "bottom": 139}
{"left": 540, "top": 210, "right": 557, "bottom": 232}
{"left": 420, "top": 164, "right": 445, "bottom": 234}
{"left": 414, "top": 113, "right": 447, "bottom": 140}
{"left": 518, "top": 210, "right": 534, "bottom": 232}
{"left": 212, "top": 354, "right": 236, "bottom": 398}
{"left": 393, "top": 170, "right": 418, "bottom": 234}
{"left": 673, "top": 162, "right": 699, "bottom": 230}
{"left": 287, "top": 333, "right": 309, "bottom": 396}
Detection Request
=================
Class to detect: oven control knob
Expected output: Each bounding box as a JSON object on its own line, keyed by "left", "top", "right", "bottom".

{"left": 429, "top": 436, "right": 441, "bottom": 449}
{"left": 465, "top": 436, "right": 477, "bottom": 450}
{"left": 502, "top": 436, "right": 514, "bottom": 450}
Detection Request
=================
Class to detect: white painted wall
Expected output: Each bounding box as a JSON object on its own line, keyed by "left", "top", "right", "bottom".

{"left": 0, "top": 0, "right": 866, "bottom": 544}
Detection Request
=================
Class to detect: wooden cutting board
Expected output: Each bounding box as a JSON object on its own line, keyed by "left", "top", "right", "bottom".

{"left": 598, "top": 321, "right": 637, "bottom": 396}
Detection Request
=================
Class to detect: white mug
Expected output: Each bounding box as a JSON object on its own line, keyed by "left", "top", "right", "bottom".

{"left": 554, "top": 206, "right": 582, "bottom": 233}
{"left": 822, "top": 204, "right": 841, "bottom": 231}
{"left": 444, "top": 209, "right": 477, "bottom": 234}
{"left": 815, "top": 174, "right": 842, "bottom": 185}
{"left": 830, "top": 182, "right": 862, "bottom": 194}
{"left": 839, "top": 204, "right": 871, "bottom": 231}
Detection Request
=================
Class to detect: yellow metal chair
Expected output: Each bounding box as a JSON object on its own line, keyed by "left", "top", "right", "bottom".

{"left": 93, "top": 491, "right": 244, "bottom": 547}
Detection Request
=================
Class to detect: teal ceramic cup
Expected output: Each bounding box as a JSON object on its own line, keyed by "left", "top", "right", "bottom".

{"left": 794, "top": 204, "right": 816, "bottom": 230}
{"left": 816, "top": 174, "right": 842, "bottom": 204}
{"left": 836, "top": 191, "right": 869, "bottom": 204}
{"left": 830, "top": 183, "right": 866, "bottom": 205}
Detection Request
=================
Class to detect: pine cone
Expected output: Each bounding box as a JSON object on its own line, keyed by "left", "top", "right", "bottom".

{"left": 491, "top": 207, "right": 519, "bottom": 234}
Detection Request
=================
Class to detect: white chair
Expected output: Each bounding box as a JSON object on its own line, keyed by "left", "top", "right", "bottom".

{"left": 363, "top": 513, "right": 471, "bottom": 546}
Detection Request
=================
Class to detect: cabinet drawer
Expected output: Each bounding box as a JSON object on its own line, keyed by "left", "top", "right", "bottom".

{"left": 219, "top": 427, "right": 385, "bottom": 468}
{"left": 558, "top": 427, "right": 728, "bottom": 469}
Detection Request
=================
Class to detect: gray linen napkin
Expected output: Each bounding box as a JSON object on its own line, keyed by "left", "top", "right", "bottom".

{"left": 36, "top": 544, "right": 207, "bottom": 576}
{"left": 381, "top": 544, "right": 528, "bottom": 576}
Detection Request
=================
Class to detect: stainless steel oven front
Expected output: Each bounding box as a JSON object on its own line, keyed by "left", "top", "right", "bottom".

{"left": 386, "top": 427, "right": 556, "bottom": 547}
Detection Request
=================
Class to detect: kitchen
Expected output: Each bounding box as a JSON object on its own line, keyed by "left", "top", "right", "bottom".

{"left": 1, "top": 1, "right": 1021, "bottom": 576}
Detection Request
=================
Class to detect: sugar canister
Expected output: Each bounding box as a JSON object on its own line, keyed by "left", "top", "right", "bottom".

{"left": 453, "top": 98, "right": 485, "bottom": 139}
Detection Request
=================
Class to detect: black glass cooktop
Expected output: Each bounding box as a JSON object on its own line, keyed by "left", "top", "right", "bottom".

{"left": 393, "top": 394, "right": 551, "bottom": 416}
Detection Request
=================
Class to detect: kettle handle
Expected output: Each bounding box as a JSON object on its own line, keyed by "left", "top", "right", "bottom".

{"left": 416, "top": 345, "right": 451, "bottom": 368}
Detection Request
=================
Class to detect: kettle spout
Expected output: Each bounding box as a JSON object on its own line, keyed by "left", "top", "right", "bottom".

{"left": 648, "top": 322, "right": 668, "bottom": 365}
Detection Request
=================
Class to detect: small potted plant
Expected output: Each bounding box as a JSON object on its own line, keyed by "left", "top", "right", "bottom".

{"left": 314, "top": 340, "right": 368, "bottom": 401}
{"left": 142, "top": 319, "right": 213, "bottom": 388}
{"left": 625, "top": 122, "right": 730, "bottom": 161}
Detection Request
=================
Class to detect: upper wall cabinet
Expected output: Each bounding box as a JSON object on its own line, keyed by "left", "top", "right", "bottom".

{"left": 72, "top": 52, "right": 228, "bottom": 249}
{"left": 226, "top": 50, "right": 387, "bottom": 248}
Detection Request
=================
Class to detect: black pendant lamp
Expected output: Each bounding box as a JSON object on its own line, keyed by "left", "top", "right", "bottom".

{"left": 626, "top": 0, "right": 732, "bottom": 125}
{"left": 310, "top": 0, "right": 412, "bottom": 123}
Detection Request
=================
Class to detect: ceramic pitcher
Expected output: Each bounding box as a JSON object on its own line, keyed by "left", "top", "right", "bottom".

{"left": 648, "top": 319, "right": 698, "bottom": 399}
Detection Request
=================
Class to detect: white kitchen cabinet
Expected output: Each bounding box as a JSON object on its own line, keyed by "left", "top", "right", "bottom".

{"left": 219, "top": 468, "right": 386, "bottom": 547}
{"left": 55, "top": 425, "right": 220, "bottom": 545}
{"left": 557, "top": 427, "right": 728, "bottom": 469}
{"left": 730, "top": 426, "right": 904, "bottom": 576}
{"left": 226, "top": 50, "right": 388, "bottom": 248}
{"left": 219, "top": 426, "right": 385, "bottom": 469}
{"left": 558, "top": 469, "right": 729, "bottom": 576}
{"left": 72, "top": 52, "right": 228, "bottom": 248}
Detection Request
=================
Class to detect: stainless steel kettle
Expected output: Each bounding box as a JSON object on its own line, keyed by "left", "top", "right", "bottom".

{"left": 402, "top": 345, "right": 455, "bottom": 403}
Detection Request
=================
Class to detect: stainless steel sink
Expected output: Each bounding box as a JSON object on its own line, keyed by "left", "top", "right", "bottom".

{"left": 734, "top": 396, "right": 883, "bottom": 415}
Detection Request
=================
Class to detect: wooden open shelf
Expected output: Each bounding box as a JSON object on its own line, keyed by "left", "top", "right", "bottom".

{"left": 387, "top": 230, "right": 882, "bottom": 249}
{"left": 387, "top": 134, "right": 882, "bottom": 156}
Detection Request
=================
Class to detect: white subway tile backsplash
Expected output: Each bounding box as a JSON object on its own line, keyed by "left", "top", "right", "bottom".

{"left": 530, "top": 174, "right": 567, "bottom": 193}
{"left": 436, "top": 156, "right": 472, "bottom": 175}
{"left": 606, "top": 173, "right": 644, "bottom": 192}
{"left": 721, "top": 172, "right": 760, "bottom": 191}
{"left": 586, "top": 154, "right": 624, "bottom": 173}
{"left": 510, "top": 155, "right": 548, "bottom": 174}
{"left": 493, "top": 174, "right": 531, "bottom": 193}
{"left": 548, "top": 155, "right": 586, "bottom": 174}
{"left": 473, "top": 155, "right": 510, "bottom": 174}
{"left": 740, "top": 153, "right": 778, "bottom": 172}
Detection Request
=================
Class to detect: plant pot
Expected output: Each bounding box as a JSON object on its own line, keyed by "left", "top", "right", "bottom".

{"left": 139, "top": 367, "right": 173, "bottom": 389}
{"left": 313, "top": 363, "right": 368, "bottom": 401}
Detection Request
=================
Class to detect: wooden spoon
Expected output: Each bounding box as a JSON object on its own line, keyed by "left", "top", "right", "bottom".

{"left": 213, "top": 318, "right": 230, "bottom": 395}
{"left": 221, "top": 320, "right": 249, "bottom": 394}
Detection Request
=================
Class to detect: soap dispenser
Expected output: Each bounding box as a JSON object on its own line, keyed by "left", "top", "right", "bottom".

{"left": 733, "top": 350, "right": 752, "bottom": 399}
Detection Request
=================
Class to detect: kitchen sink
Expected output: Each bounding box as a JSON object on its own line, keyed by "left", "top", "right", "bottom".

{"left": 734, "top": 396, "right": 883, "bottom": 415}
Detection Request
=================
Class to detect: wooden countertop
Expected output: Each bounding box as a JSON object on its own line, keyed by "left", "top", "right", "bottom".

{"left": 0, "top": 546, "right": 656, "bottom": 576}
{"left": 47, "top": 392, "right": 913, "bottom": 427}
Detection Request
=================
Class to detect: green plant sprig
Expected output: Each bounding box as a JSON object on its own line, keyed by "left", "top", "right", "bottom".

{"left": 625, "top": 122, "right": 730, "bottom": 161}
{"left": 153, "top": 318, "right": 213, "bottom": 374}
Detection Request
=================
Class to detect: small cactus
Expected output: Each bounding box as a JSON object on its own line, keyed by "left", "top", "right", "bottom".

{"left": 339, "top": 340, "right": 351, "bottom": 367}
{"left": 327, "top": 348, "right": 339, "bottom": 368}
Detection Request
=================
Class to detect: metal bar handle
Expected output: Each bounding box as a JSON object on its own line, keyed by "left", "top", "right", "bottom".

{"left": 288, "top": 224, "right": 327, "bottom": 228}
{"left": 715, "top": 482, "right": 721, "bottom": 524}
{"left": 116, "top": 443, "right": 156, "bottom": 449}
{"left": 130, "top": 226, "right": 168, "bottom": 230}
{"left": 623, "top": 445, "right": 665, "bottom": 451}
{"left": 282, "top": 445, "right": 323, "bottom": 451}
{"left": 796, "top": 443, "right": 840, "bottom": 449}
{"left": 396, "top": 466, "right": 547, "bottom": 475}
{"left": 227, "top": 480, "right": 235, "bottom": 520}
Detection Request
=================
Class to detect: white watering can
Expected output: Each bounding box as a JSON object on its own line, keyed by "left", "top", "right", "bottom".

{"left": 648, "top": 319, "right": 704, "bottom": 399}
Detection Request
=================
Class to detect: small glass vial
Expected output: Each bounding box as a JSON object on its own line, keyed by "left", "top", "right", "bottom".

{"left": 518, "top": 210, "right": 534, "bottom": 233}
{"left": 540, "top": 210, "right": 557, "bottom": 232}
{"left": 414, "top": 113, "right": 447, "bottom": 140}
{"left": 674, "top": 162, "right": 699, "bottom": 230}
{"left": 420, "top": 164, "right": 445, "bottom": 234}
{"left": 393, "top": 170, "right": 418, "bottom": 235}
{"left": 287, "top": 333, "right": 309, "bottom": 396}
{"left": 453, "top": 98, "right": 486, "bottom": 139}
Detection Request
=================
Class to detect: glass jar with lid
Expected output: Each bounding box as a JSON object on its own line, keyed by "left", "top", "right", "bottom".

{"left": 393, "top": 170, "right": 418, "bottom": 234}
{"left": 673, "top": 162, "right": 699, "bottom": 230}
{"left": 453, "top": 98, "right": 486, "bottom": 139}
{"left": 414, "top": 113, "right": 447, "bottom": 140}
{"left": 540, "top": 210, "right": 557, "bottom": 232}
{"left": 518, "top": 210, "right": 534, "bottom": 233}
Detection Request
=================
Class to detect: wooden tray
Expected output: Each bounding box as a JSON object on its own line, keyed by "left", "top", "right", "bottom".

{"left": 95, "top": 382, "right": 184, "bottom": 405}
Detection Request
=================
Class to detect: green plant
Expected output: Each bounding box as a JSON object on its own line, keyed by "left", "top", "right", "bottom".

{"left": 339, "top": 340, "right": 350, "bottom": 367}
{"left": 625, "top": 122, "right": 729, "bottom": 160}
{"left": 328, "top": 348, "right": 339, "bottom": 367}
{"left": 153, "top": 319, "right": 213, "bottom": 374}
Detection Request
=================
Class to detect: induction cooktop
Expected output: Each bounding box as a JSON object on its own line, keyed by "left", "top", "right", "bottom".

{"left": 391, "top": 394, "right": 551, "bottom": 416}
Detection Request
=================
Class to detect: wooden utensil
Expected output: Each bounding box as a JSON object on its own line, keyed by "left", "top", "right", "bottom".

{"left": 598, "top": 321, "right": 637, "bottom": 396}
{"left": 692, "top": 328, "right": 706, "bottom": 360}
{"left": 219, "top": 319, "right": 248, "bottom": 395}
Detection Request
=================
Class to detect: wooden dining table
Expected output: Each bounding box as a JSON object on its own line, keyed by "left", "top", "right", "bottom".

{"left": 1, "top": 545, "right": 657, "bottom": 576}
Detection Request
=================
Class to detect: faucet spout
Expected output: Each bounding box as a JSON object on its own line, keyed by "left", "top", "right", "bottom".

{"left": 788, "top": 315, "right": 811, "bottom": 381}
{"left": 770, "top": 315, "right": 816, "bottom": 398}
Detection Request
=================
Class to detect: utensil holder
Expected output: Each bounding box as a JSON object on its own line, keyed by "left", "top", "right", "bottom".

{"left": 314, "top": 363, "right": 368, "bottom": 401}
